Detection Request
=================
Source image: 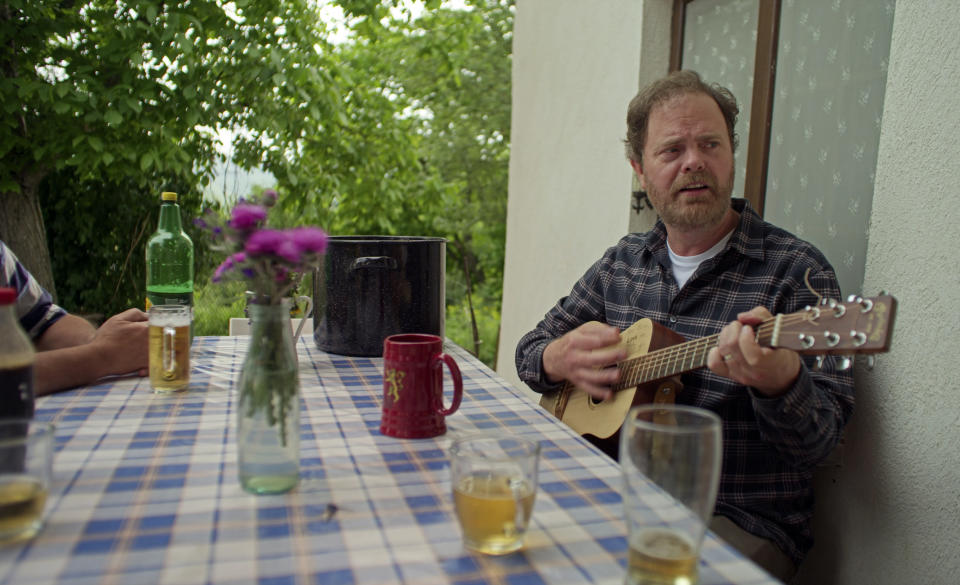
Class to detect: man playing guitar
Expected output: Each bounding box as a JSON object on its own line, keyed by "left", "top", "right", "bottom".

{"left": 516, "top": 71, "right": 863, "bottom": 582}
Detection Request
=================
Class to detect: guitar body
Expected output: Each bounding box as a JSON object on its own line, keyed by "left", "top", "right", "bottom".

{"left": 539, "top": 319, "right": 687, "bottom": 457}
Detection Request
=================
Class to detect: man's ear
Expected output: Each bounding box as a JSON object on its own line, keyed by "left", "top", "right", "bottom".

{"left": 629, "top": 159, "right": 647, "bottom": 192}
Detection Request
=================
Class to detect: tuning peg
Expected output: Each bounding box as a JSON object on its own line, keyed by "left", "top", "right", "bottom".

{"left": 865, "top": 355, "right": 877, "bottom": 370}
{"left": 813, "top": 355, "right": 825, "bottom": 371}
{"left": 837, "top": 356, "right": 853, "bottom": 371}
{"left": 826, "top": 299, "right": 846, "bottom": 318}
{"left": 846, "top": 293, "right": 873, "bottom": 312}
{"left": 823, "top": 331, "right": 840, "bottom": 347}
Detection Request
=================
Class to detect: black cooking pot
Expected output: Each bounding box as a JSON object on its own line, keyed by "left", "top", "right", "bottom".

{"left": 313, "top": 236, "right": 446, "bottom": 357}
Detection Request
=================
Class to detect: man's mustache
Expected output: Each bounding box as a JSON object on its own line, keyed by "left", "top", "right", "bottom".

{"left": 672, "top": 172, "right": 717, "bottom": 194}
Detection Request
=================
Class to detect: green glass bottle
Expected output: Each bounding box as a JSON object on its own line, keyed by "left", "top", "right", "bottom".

{"left": 146, "top": 191, "right": 194, "bottom": 309}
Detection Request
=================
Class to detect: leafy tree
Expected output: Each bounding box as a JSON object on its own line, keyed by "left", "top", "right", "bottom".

{"left": 7, "top": 0, "right": 514, "bottom": 368}
{"left": 0, "top": 0, "right": 349, "bottom": 296}
{"left": 283, "top": 0, "right": 514, "bottom": 365}
{"left": 38, "top": 170, "right": 217, "bottom": 319}
{"left": 390, "top": 0, "right": 513, "bottom": 365}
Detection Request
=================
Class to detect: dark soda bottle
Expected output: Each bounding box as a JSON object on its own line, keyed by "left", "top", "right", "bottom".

{"left": 146, "top": 191, "right": 194, "bottom": 309}
{"left": 0, "top": 287, "right": 35, "bottom": 418}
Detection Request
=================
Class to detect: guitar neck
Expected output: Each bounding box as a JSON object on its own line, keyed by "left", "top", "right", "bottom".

{"left": 611, "top": 319, "right": 782, "bottom": 391}
{"left": 608, "top": 295, "right": 895, "bottom": 392}
{"left": 612, "top": 332, "right": 719, "bottom": 390}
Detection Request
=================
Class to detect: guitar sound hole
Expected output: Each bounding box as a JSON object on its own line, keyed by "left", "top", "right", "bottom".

{"left": 589, "top": 396, "right": 604, "bottom": 406}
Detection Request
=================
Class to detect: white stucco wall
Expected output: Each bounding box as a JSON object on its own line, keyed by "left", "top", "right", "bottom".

{"left": 500, "top": 1, "right": 960, "bottom": 584}
{"left": 796, "top": 3, "right": 960, "bottom": 584}
{"left": 496, "top": 0, "right": 657, "bottom": 396}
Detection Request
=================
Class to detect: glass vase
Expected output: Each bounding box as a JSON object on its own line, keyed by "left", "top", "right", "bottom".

{"left": 236, "top": 300, "right": 300, "bottom": 494}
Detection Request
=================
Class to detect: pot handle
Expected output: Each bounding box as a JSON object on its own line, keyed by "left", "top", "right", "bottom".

{"left": 350, "top": 256, "right": 398, "bottom": 271}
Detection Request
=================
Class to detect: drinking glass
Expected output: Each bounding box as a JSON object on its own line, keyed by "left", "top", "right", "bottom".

{"left": 621, "top": 404, "right": 722, "bottom": 585}
{"left": 148, "top": 304, "right": 191, "bottom": 393}
{"left": 0, "top": 419, "right": 54, "bottom": 545}
{"left": 450, "top": 435, "right": 540, "bottom": 555}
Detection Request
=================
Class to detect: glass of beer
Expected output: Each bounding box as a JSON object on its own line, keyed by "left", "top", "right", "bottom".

{"left": 0, "top": 419, "right": 54, "bottom": 545}
{"left": 148, "top": 305, "right": 191, "bottom": 393}
{"left": 450, "top": 435, "right": 540, "bottom": 555}
{"left": 620, "top": 404, "right": 722, "bottom": 585}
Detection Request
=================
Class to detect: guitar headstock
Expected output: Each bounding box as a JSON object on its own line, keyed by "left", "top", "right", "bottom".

{"left": 768, "top": 294, "right": 897, "bottom": 355}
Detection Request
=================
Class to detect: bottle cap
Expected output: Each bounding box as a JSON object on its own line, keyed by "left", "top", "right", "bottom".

{"left": 0, "top": 287, "right": 16, "bottom": 304}
{"left": 161, "top": 191, "right": 178, "bottom": 202}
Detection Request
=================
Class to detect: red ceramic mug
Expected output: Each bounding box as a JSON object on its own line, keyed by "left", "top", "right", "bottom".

{"left": 380, "top": 334, "right": 463, "bottom": 439}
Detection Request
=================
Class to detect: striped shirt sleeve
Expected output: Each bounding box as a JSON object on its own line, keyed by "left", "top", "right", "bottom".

{"left": 1, "top": 241, "right": 67, "bottom": 339}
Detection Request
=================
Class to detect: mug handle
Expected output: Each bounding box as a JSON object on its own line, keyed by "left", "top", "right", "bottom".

{"left": 162, "top": 325, "right": 177, "bottom": 380}
{"left": 433, "top": 353, "right": 463, "bottom": 416}
{"left": 292, "top": 295, "right": 313, "bottom": 343}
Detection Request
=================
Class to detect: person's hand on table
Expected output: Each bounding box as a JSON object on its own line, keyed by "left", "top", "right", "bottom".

{"left": 91, "top": 308, "right": 150, "bottom": 377}
{"left": 35, "top": 308, "right": 150, "bottom": 396}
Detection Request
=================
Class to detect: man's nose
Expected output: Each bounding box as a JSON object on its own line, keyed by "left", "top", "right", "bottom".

{"left": 682, "top": 149, "right": 706, "bottom": 172}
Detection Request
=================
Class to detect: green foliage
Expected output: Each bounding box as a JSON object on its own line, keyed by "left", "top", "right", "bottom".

{"left": 193, "top": 279, "right": 246, "bottom": 336}
{"left": 13, "top": 0, "right": 514, "bottom": 368}
{"left": 445, "top": 296, "right": 501, "bottom": 367}
{"left": 5, "top": 0, "right": 331, "bottom": 190}
{"left": 280, "top": 0, "right": 514, "bottom": 366}
{"left": 38, "top": 171, "right": 219, "bottom": 318}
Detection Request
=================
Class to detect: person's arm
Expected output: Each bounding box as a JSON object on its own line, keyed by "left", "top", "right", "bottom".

{"left": 34, "top": 309, "right": 149, "bottom": 396}
{"left": 707, "top": 270, "right": 855, "bottom": 468}
{"left": 516, "top": 250, "right": 623, "bottom": 395}
{"left": 33, "top": 314, "right": 97, "bottom": 351}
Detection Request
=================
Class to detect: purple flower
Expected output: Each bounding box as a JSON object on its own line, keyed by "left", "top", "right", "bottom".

{"left": 245, "top": 229, "right": 288, "bottom": 257}
{"left": 212, "top": 256, "right": 235, "bottom": 282}
{"left": 275, "top": 237, "right": 301, "bottom": 263}
{"left": 290, "top": 227, "right": 328, "bottom": 255}
{"left": 193, "top": 217, "right": 207, "bottom": 229}
{"left": 208, "top": 188, "right": 327, "bottom": 301}
{"left": 229, "top": 204, "right": 267, "bottom": 230}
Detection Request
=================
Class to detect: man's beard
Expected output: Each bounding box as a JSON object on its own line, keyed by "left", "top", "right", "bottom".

{"left": 648, "top": 167, "right": 735, "bottom": 231}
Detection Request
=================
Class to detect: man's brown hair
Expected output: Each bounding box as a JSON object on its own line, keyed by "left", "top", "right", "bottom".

{"left": 625, "top": 70, "right": 740, "bottom": 164}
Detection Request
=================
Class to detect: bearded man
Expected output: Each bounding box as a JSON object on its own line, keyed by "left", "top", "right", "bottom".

{"left": 515, "top": 70, "right": 854, "bottom": 582}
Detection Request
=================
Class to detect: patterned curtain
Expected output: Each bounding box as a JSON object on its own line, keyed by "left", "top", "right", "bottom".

{"left": 764, "top": 0, "right": 895, "bottom": 295}
{"left": 680, "top": 0, "right": 895, "bottom": 295}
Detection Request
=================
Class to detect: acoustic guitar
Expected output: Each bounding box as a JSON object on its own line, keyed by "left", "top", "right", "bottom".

{"left": 539, "top": 294, "right": 897, "bottom": 454}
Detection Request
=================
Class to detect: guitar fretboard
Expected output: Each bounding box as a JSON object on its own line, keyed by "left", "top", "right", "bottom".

{"left": 610, "top": 319, "right": 782, "bottom": 391}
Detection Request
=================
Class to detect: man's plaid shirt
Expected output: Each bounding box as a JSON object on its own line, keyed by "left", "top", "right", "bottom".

{"left": 515, "top": 198, "right": 854, "bottom": 565}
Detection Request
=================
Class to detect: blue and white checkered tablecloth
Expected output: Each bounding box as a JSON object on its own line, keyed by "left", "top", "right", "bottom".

{"left": 0, "top": 336, "right": 780, "bottom": 585}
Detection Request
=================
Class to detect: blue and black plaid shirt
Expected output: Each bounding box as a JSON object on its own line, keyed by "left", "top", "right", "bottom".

{"left": 516, "top": 198, "right": 854, "bottom": 565}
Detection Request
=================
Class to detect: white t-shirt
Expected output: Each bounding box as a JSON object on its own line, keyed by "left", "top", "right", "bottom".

{"left": 667, "top": 230, "right": 735, "bottom": 289}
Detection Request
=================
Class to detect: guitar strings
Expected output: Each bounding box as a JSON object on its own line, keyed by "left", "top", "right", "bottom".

{"left": 613, "top": 313, "right": 813, "bottom": 389}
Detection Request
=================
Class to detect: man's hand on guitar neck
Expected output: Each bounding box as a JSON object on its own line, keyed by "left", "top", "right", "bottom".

{"left": 542, "top": 321, "right": 628, "bottom": 401}
{"left": 707, "top": 306, "right": 802, "bottom": 397}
